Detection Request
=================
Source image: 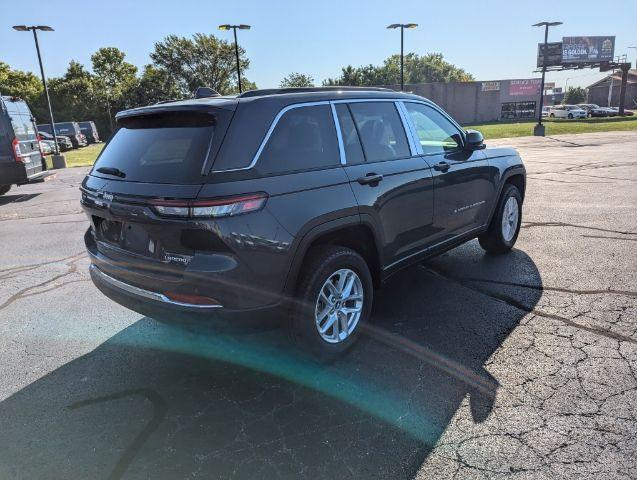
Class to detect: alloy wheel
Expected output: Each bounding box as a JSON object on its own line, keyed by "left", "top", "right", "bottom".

{"left": 501, "top": 196, "right": 519, "bottom": 242}
{"left": 314, "top": 268, "right": 363, "bottom": 343}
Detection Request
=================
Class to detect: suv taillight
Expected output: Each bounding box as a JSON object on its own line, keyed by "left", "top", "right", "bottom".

{"left": 12, "top": 138, "right": 24, "bottom": 163}
{"left": 151, "top": 193, "right": 268, "bottom": 219}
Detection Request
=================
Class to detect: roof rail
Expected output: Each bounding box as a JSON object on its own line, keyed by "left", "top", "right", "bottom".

{"left": 237, "top": 86, "right": 395, "bottom": 98}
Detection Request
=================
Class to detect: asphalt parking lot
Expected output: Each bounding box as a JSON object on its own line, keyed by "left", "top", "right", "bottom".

{"left": 0, "top": 131, "right": 635, "bottom": 479}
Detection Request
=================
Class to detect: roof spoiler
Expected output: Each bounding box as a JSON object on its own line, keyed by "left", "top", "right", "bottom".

{"left": 195, "top": 87, "right": 221, "bottom": 99}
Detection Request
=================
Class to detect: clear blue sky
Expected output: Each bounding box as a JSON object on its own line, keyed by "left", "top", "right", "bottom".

{"left": 2, "top": 0, "right": 635, "bottom": 90}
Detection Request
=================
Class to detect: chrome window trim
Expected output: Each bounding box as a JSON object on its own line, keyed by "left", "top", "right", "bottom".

{"left": 90, "top": 264, "right": 223, "bottom": 309}
{"left": 330, "top": 103, "right": 347, "bottom": 165}
{"left": 330, "top": 98, "right": 401, "bottom": 104}
{"left": 212, "top": 100, "right": 331, "bottom": 173}
{"left": 211, "top": 97, "right": 456, "bottom": 173}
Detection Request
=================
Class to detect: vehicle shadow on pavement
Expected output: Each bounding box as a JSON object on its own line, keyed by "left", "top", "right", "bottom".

{"left": 0, "top": 241, "right": 540, "bottom": 480}
{"left": 0, "top": 193, "right": 40, "bottom": 207}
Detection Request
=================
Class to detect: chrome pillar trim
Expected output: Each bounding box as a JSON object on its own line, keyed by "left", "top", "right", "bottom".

{"left": 330, "top": 102, "right": 347, "bottom": 165}
{"left": 396, "top": 101, "right": 420, "bottom": 156}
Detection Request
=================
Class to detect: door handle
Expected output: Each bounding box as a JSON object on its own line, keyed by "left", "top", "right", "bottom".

{"left": 433, "top": 161, "right": 451, "bottom": 172}
{"left": 357, "top": 173, "right": 383, "bottom": 186}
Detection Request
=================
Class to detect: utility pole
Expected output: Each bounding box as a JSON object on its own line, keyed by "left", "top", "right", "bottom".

{"left": 618, "top": 63, "right": 631, "bottom": 115}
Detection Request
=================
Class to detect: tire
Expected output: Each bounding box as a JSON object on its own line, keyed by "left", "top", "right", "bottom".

{"left": 549, "top": 113, "right": 555, "bottom": 118}
{"left": 568, "top": 113, "right": 573, "bottom": 119}
{"left": 291, "top": 245, "right": 373, "bottom": 360}
{"left": 0, "top": 185, "right": 11, "bottom": 196}
{"left": 478, "top": 184, "right": 522, "bottom": 254}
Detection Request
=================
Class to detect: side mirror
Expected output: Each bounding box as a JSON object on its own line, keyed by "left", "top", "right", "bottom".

{"left": 465, "top": 129, "right": 485, "bottom": 150}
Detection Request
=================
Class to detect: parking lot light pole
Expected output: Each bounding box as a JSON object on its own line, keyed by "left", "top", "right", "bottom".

{"left": 532, "top": 21, "right": 562, "bottom": 136}
{"left": 387, "top": 23, "right": 418, "bottom": 91}
{"left": 218, "top": 24, "right": 251, "bottom": 94}
{"left": 12, "top": 25, "right": 64, "bottom": 166}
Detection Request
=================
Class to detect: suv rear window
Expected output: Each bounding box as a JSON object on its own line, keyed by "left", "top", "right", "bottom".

{"left": 92, "top": 111, "right": 218, "bottom": 184}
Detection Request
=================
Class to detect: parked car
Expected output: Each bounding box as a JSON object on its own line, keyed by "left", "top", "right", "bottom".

{"left": 607, "top": 107, "right": 634, "bottom": 116}
{"left": 548, "top": 105, "right": 587, "bottom": 119}
{"left": 39, "top": 130, "right": 73, "bottom": 152}
{"left": 0, "top": 96, "right": 53, "bottom": 196}
{"left": 39, "top": 138, "right": 55, "bottom": 156}
{"left": 78, "top": 121, "right": 100, "bottom": 143}
{"left": 577, "top": 104, "right": 610, "bottom": 117}
{"left": 37, "top": 121, "right": 88, "bottom": 148}
{"left": 81, "top": 87, "right": 526, "bottom": 358}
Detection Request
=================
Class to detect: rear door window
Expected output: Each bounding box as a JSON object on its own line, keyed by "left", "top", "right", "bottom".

{"left": 257, "top": 104, "right": 339, "bottom": 174}
{"left": 92, "top": 111, "right": 220, "bottom": 183}
{"left": 347, "top": 102, "right": 410, "bottom": 162}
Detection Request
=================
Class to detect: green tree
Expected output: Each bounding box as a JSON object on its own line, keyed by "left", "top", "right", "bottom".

{"left": 150, "top": 33, "right": 255, "bottom": 95}
{"left": 47, "top": 61, "right": 98, "bottom": 125}
{"left": 280, "top": 72, "right": 315, "bottom": 88}
{"left": 324, "top": 53, "right": 473, "bottom": 86}
{"left": 563, "top": 86, "right": 586, "bottom": 105}
{"left": 126, "top": 65, "right": 183, "bottom": 107}
{"left": 0, "top": 62, "right": 43, "bottom": 103}
{"left": 91, "top": 47, "right": 138, "bottom": 91}
{"left": 91, "top": 47, "right": 138, "bottom": 132}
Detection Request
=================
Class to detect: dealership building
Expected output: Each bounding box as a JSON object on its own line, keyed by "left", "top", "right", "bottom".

{"left": 386, "top": 78, "right": 546, "bottom": 125}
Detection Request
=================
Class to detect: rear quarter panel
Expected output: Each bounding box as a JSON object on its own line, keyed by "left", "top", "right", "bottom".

{"left": 198, "top": 166, "right": 359, "bottom": 298}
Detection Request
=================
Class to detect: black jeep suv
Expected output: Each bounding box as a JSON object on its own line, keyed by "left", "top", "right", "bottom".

{"left": 81, "top": 87, "right": 525, "bottom": 357}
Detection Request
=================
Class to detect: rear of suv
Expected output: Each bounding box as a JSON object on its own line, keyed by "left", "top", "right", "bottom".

{"left": 82, "top": 88, "right": 525, "bottom": 358}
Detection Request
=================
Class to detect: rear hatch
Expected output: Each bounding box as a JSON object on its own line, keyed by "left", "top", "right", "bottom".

{"left": 4, "top": 98, "right": 44, "bottom": 179}
{"left": 82, "top": 103, "right": 236, "bottom": 280}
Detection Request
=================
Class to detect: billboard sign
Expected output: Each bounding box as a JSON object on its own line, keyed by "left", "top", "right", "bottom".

{"left": 562, "top": 36, "right": 615, "bottom": 64}
{"left": 481, "top": 81, "right": 500, "bottom": 92}
{"left": 509, "top": 79, "right": 542, "bottom": 96}
{"left": 537, "top": 42, "right": 563, "bottom": 67}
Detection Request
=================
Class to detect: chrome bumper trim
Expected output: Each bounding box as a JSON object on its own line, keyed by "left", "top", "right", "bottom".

{"left": 90, "top": 264, "right": 223, "bottom": 309}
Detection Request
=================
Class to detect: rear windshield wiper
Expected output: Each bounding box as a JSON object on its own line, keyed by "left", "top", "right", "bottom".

{"left": 96, "top": 166, "right": 126, "bottom": 178}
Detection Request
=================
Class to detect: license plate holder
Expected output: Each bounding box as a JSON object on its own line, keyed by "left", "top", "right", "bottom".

{"left": 122, "top": 223, "right": 155, "bottom": 256}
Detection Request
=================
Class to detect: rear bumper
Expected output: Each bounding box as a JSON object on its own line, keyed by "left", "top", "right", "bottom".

{"left": 85, "top": 229, "right": 285, "bottom": 326}
{"left": 91, "top": 264, "right": 223, "bottom": 309}
{"left": 18, "top": 170, "right": 55, "bottom": 185}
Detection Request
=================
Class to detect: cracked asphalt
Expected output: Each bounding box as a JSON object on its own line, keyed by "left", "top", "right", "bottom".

{"left": 0, "top": 131, "right": 635, "bottom": 479}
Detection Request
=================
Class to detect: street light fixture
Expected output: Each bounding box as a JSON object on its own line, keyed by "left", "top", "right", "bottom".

{"left": 218, "top": 24, "right": 251, "bottom": 93}
{"left": 12, "top": 24, "right": 63, "bottom": 163}
{"left": 532, "top": 21, "right": 563, "bottom": 136}
{"left": 387, "top": 23, "right": 418, "bottom": 91}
